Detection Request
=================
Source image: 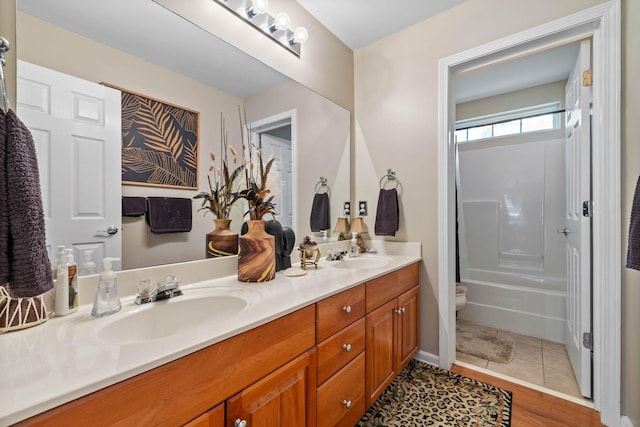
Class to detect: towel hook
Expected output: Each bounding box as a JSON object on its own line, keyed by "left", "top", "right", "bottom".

{"left": 315, "top": 176, "right": 330, "bottom": 194}
{"left": 379, "top": 169, "right": 399, "bottom": 189}
{"left": 0, "top": 36, "right": 10, "bottom": 114}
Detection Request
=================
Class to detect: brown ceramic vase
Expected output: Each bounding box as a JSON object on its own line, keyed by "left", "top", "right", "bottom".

{"left": 206, "top": 219, "right": 238, "bottom": 258}
{"left": 237, "top": 220, "right": 276, "bottom": 282}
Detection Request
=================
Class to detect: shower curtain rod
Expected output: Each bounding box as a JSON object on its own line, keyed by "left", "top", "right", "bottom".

{"left": 456, "top": 108, "right": 566, "bottom": 131}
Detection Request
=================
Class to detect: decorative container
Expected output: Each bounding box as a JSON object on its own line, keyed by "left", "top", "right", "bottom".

{"left": 206, "top": 219, "right": 238, "bottom": 258}
{"left": 238, "top": 220, "right": 275, "bottom": 282}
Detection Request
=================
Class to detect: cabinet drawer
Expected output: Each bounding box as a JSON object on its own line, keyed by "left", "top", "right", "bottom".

{"left": 366, "top": 263, "right": 419, "bottom": 312}
{"left": 317, "top": 352, "right": 365, "bottom": 427}
{"left": 317, "top": 317, "right": 365, "bottom": 384}
{"left": 317, "top": 285, "right": 365, "bottom": 342}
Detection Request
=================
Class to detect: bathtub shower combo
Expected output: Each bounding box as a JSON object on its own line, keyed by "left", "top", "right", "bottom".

{"left": 456, "top": 138, "right": 567, "bottom": 343}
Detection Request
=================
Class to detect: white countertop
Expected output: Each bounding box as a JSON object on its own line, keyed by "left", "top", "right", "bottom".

{"left": 0, "top": 242, "right": 421, "bottom": 425}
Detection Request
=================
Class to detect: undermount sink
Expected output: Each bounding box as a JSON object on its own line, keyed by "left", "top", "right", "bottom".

{"left": 331, "top": 256, "right": 392, "bottom": 270}
{"left": 97, "top": 287, "right": 258, "bottom": 345}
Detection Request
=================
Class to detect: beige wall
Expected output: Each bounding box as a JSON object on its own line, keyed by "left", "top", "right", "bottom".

{"left": 456, "top": 80, "right": 566, "bottom": 120}
{"left": 355, "top": 0, "right": 639, "bottom": 421}
{"left": 621, "top": 0, "right": 640, "bottom": 423}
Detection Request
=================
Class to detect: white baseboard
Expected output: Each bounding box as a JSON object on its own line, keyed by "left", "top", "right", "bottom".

{"left": 414, "top": 350, "right": 439, "bottom": 366}
{"left": 621, "top": 415, "right": 635, "bottom": 427}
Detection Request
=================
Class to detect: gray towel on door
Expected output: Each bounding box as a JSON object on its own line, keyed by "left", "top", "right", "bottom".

{"left": 374, "top": 188, "right": 399, "bottom": 236}
{"left": 627, "top": 176, "right": 640, "bottom": 269}
{"left": 0, "top": 110, "right": 54, "bottom": 298}
{"left": 310, "top": 193, "right": 330, "bottom": 232}
{"left": 145, "top": 197, "right": 192, "bottom": 233}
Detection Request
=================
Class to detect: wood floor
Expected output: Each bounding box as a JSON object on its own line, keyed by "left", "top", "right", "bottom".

{"left": 451, "top": 365, "right": 604, "bottom": 427}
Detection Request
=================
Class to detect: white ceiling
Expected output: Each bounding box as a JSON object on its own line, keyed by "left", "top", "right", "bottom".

{"left": 295, "top": 0, "right": 469, "bottom": 51}
{"left": 17, "top": 0, "right": 579, "bottom": 103}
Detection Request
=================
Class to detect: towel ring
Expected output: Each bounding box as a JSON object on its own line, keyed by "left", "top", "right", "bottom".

{"left": 379, "top": 169, "right": 399, "bottom": 189}
{"left": 315, "top": 176, "right": 330, "bottom": 194}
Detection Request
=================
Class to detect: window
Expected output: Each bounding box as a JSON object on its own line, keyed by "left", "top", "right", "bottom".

{"left": 455, "top": 102, "right": 561, "bottom": 143}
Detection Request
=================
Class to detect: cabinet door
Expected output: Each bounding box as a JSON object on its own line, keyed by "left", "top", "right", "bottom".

{"left": 183, "top": 403, "right": 224, "bottom": 427}
{"left": 395, "top": 286, "right": 419, "bottom": 371}
{"left": 227, "top": 350, "right": 316, "bottom": 427}
{"left": 365, "top": 299, "right": 396, "bottom": 408}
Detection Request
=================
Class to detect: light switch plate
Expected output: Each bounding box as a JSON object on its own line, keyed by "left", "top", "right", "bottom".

{"left": 358, "top": 201, "right": 368, "bottom": 216}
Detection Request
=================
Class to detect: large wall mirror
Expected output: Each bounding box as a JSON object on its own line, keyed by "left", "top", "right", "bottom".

{"left": 16, "top": 0, "right": 350, "bottom": 271}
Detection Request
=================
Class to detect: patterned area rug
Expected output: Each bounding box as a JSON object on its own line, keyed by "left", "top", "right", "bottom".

{"left": 356, "top": 359, "right": 512, "bottom": 427}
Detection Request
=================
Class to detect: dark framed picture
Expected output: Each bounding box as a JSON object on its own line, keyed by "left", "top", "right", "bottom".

{"left": 104, "top": 84, "right": 199, "bottom": 189}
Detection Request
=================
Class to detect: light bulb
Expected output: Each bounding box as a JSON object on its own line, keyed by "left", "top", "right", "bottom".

{"left": 274, "top": 12, "right": 290, "bottom": 31}
{"left": 292, "top": 26, "right": 308, "bottom": 44}
{"left": 252, "top": 0, "right": 269, "bottom": 15}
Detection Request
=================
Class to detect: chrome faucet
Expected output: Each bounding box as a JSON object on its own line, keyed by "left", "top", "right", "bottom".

{"left": 326, "top": 250, "right": 347, "bottom": 261}
{"left": 135, "top": 275, "right": 183, "bottom": 305}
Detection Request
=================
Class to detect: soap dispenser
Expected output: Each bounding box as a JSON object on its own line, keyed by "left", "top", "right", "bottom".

{"left": 55, "top": 248, "right": 79, "bottom": 316}
{"left": 91, "top": 258, "right": 121, "bottom": 318}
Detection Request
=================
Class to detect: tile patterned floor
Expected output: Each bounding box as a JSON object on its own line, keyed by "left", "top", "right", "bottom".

{"left": 456, "top": 320, "right": 587, "bottom": 400}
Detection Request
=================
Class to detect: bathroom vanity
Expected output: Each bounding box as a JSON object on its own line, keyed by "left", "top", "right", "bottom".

{"left": 1, "top": 244, "right": 420, "bottom": 426}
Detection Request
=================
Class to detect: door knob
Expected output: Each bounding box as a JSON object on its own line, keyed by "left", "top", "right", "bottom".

{"left": 99, "top": 225, "right": 119, "bottom": 235}
{"left": 557, "top": 228, "right": 569, "bottom": 236}
{"left": 234, "top": 419, "right": 247, "bottom": 427}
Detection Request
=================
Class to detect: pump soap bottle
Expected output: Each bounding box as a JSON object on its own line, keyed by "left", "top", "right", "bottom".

{"left": 91, "top": 258, "right": 121, "bottom": 318}
{"left": 55, "top": 248, "right": 79, "bottom": 316}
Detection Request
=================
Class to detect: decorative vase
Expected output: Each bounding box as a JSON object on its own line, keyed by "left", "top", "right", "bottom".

{"left": 206, "top": 219, "right": 238, "bottom": 258}
{"left": 238, "top": 220, "right": 276, "bottom": 282}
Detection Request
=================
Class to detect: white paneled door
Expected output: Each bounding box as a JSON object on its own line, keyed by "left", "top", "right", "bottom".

{"left": 563, "top": 39, "right": 592, "bottom": 398}
{"left": 260, "top": 132, "right": 293, "bottom": 229}
{"left": 16, "top": 61, "right": 122, "bottom": 272}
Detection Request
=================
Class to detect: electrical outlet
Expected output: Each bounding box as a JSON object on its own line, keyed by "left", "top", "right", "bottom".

{"left": 358, "top": 201, "right": 368, "bottom": 216}
{"left": 343, "top": 201, "right": 351, "bottom": 216}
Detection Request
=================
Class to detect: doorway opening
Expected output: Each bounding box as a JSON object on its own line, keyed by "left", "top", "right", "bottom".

{"left": 437, "top": 2, "right": 620, "bottom": 424}
{"left": 249, "top": 110, "right": 297, "bottom": 230}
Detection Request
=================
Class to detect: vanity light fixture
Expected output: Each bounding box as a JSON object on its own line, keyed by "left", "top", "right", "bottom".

{"left": 214, "top": 0, "right": 308, "bottom": 57}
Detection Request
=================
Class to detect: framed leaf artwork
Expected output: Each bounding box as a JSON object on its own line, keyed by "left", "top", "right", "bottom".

{"left": 104, "top": 84, "right": 199, "bottom": 189}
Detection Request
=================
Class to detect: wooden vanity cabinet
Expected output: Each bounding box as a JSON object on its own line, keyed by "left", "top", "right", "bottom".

{"left": 183, "top": 404, "right": 224, "bottom": 427}
{"left": 226, "top": 350, "right": 317, "bottom": 427}
{"left": 315, "top": 285, "right": 366, "bottom": 427}
{"left": 365, "top": 263, "right": 419, "bottom": 408}
{"left": 18, "top": 306, "right": 315, "bottom": 427}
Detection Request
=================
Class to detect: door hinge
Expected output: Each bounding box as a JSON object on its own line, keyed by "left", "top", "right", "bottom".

{"left": 582, "top": 200, "right": 593, "bottom": 217}
{"left": 582, "top": 70, "right": 592, "bottom": 87}
{"left": 583, "top": 332, "right": 593, "bottom": 350}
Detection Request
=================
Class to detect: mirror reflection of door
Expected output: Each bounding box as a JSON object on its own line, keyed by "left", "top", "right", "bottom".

{"left": 16, "top": 60, "right": 122, "bottom": 274}
{"left": 258, "top": 126, "right": 292, "bottom": 229}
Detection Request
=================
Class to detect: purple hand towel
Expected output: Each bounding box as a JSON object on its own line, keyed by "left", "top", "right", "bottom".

{"left": 310, "top": 192, "right": 330, "bottom": 232}
{"left": 122, "top": 196, "right": 147, "bottom": 216}
{"left": 626, "top": 176, "right": 640, "bottom": 269}
{"left": 145, "top": 197, "right": 192, "bottom": 233}
{"left": 0, "top": 110, "right": 54, "bottom": 298}
{"left": 374, "top": 188, "right": 399, "bottom": 236}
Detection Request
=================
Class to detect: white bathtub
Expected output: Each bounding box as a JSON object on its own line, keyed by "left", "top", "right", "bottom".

{"left": 458, "top": 269, "right": 566, "bottom": 342}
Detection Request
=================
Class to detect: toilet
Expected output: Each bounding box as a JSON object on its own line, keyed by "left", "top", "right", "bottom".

{"left": 455, "top": 285, "right": 467, "bottom": 312}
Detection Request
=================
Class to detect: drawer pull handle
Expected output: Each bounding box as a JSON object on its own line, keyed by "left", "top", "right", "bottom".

{"left": 343, "top": 399, "right": 352, "bottom": 409}
{"left": 342, "top": 305, "right": 352, "bottom": 313}
{"left": 234, "top": 420, "right": 247, "bottom": 427}
{"left": 395, "top": 307, "right": 406, "bottom": 315}
{"left": 342, "top": 343, "right": 352, "bottom": 352}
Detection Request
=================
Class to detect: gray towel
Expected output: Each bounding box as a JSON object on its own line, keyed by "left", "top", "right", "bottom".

{"left": 374, "top": 188, "right": 399, "bottom": 236}
{"left": 310, "top": 193, "right": 330, "bottom": 232}
{"left": 0, "top": 110, "right": 54, "bottom": 298}
{"left": 627, "top": 176, "right": 640, "bottom": 269}
{"left": 145, "top": 197, "right": 192, "bottom": 233}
